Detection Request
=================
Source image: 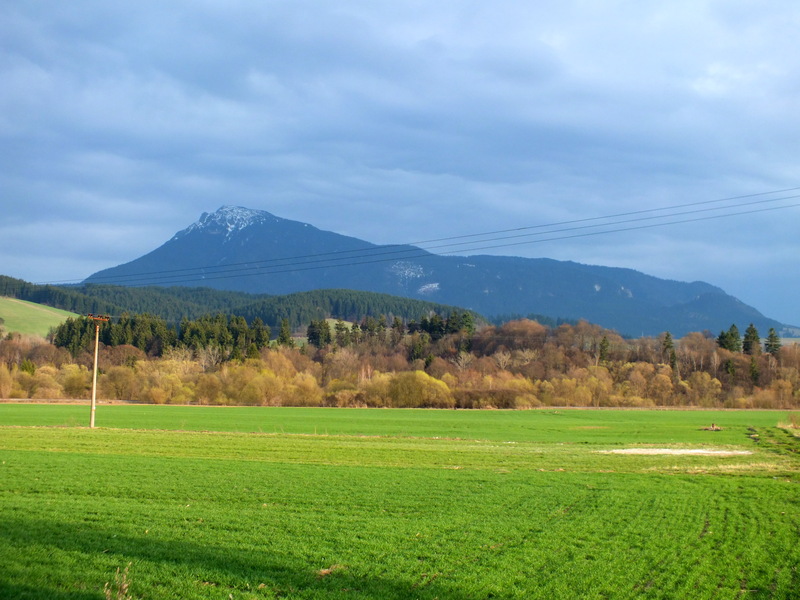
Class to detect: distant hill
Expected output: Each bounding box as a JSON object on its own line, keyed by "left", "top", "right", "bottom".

{"left": 84, "top": 206, "right": 791, "bottom": 337}
{"left": 0, "top": 297, "right": 78, "bottom": 337}
{"left": 0, "top": 276, "right": 480, "bottom": 333}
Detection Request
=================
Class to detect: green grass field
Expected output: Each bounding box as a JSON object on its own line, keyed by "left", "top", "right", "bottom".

{"left": 0, "top": 297, "right": 78, "bottom": 337}
{"left": 1, "top": 406, "right": 798, "bottom": 599}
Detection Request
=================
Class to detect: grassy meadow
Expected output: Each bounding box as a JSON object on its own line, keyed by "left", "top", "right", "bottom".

{"left": 0, "top": 297, "right": 78, "bottom": 337}
{"left": 1, "top": 406, "right": 798, "bottom": 599}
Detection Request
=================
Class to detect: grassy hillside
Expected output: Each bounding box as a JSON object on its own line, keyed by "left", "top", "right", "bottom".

{"left": 0, "top": 297, "right": 79, "bottom": 337}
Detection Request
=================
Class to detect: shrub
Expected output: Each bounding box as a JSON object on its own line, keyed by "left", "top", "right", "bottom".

{"left": 648, "top": 373, "right": 674, "bottom": 406}
{"left": 749, "top": 388, "right": 778, "bottom": 409}
{"left": 100, "top": 366, "right": 139, "bottom": 401}
{"left": 32, "top": 366, "right": 64, "bottom": 399}
{"left": 360, "top": 372, "right": 391, "bottom": 407}
{"left": 324, "top": 378, "right": 359, "bottom": 407}
{"left": 686, "top": 371, "right": 722, "bottom": 407}
{"left": 195, "top": 373, "right": 225, "bottom": 405}
{"left": 770, "top": 379, "right": 794, "bottom": 407}
{"left": 60, "top": 364, "right": 90, "bottom": 399}
{"left": 0, "top": 364, "right": 12, "bottom": 398}
{"left": 286, "top": 372, "right": 324, "bottom": 407}
{"left": 388, "top": 370, "right": 453, "bottom": 408}
{"left": 13, "top": 371, "right": 37, "bottom": 398}
{"left": 144, "top": 387, "right": 169, "bottom": 405}
{"left": 240, "top": 373, "right": 281, "bottom": 406}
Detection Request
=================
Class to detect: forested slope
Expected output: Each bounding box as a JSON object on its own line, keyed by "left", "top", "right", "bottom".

{"left": 0, "top": 276, "right": 480, "bottom": 332}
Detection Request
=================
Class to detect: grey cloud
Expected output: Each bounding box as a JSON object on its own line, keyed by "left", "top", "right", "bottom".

{"left": 1, "top": 1, "right": 799, "bottom": 323}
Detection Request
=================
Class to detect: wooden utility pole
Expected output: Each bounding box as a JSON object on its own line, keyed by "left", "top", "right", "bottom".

{"left": 87, "top": 314, "right": 110, "bottom": 428}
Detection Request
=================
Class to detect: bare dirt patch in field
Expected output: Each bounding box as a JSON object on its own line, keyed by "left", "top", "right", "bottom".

{"left": 599, "top": 448, "right": 753, "bottom": 456}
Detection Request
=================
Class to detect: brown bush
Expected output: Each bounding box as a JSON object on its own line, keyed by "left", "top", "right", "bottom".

{"left": 60, "top": 364, "right": 90, "bottom": 399}
{"left": 0, "top": 364, "right": 12, "bottom": 398}
{"left": 195, "top": 373, "right": 225, "bottom": 405}
{"left": 100, "top": 366, "right": 139, "bottom": 401}
{"left": 387, "top": 371, "right": 453, "bottom": 408}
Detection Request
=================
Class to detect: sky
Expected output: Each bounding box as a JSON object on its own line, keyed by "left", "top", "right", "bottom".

{"left": 2, "top": 1, "right": 799, "bottom": 326}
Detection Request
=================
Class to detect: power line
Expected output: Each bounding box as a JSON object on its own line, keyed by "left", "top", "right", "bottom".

{"left": 57, "top": 186, "right": 800, "bottom": 283}
{"left": 403, "top": 185, "right": 800, "bottom": 246}
{"left": 50, "top": 193, "right": 800, "bottom": 285}
{"left": 41, "top": 187, "right": 800, "bottom": 287}
{"left": 102, "top": 200, "right": 800, "bottom": 287}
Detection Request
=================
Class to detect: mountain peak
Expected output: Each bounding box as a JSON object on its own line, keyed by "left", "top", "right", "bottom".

{"left": 176, "top": 206, "right": 277, "bottom": 240}
{"left": 200, "top": 205, "right": 274, "bottom": 231}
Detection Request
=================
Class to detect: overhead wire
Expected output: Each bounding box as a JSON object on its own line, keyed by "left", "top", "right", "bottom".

{"left": 403, "top": 185, "right": 800, "bottom": 245}
{"left": 48, "top": 193, "right": 800, "bottom": 286}
{"left": 40, "top": 187, "right": 800, "bottom": 287}
{"left": 87, "top": 198, "right": 800, "bottom": 287}
{"left": 55, "top": 186, "right": 800, "bottom": 283}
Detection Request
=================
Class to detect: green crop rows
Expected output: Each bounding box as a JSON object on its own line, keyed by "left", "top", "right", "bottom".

{"left": 1, "top": 406, "right": 798, "bottom": 599}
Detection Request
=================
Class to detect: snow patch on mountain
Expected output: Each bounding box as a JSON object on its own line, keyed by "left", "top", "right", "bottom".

{"left": 390, "top": 261, "right": 426, "bottom": 281}
{"left": 175, "top": 206, "right": 275, "bottom": 240}
{"left": 418, "top": 283, "right": 440, "bottom": 295}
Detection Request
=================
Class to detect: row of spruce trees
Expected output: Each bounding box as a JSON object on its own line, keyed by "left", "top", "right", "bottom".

{"left": 50, "top": 310, "right": 477, "bottom": 360}
{"left": 52, "top": 314, "right": 272, "bottom": 359}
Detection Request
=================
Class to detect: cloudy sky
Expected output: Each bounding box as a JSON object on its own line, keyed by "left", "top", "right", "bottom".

{"left": 2, "top": 1, "right": 799, "bottom": 325}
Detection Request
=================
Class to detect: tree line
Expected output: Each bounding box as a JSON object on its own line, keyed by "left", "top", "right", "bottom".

{"left": 51, "top": 313, "right": 272, "bottom": 360}
{"left": 2, "top": 311, "right": 798, "bottom": 409}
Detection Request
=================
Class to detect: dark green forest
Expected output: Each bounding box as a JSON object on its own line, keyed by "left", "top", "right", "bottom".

{"left": 0, "top": 276, "right": 481, "bottom": 333}
{"left": 51, "top": 313, "right": 272, "bottom": 359}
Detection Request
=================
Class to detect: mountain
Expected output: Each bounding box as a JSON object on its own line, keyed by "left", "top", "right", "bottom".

{"left": 85, "top": 206, "right": 790, "bottom": 337}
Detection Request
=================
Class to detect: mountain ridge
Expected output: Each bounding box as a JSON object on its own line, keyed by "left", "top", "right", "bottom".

{"left": 85, "top": 206, "right": 790, "bottom": 337}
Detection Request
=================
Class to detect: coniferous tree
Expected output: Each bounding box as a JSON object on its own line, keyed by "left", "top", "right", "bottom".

{"left": 446, "top": 312, "right": 463, "bottom": 335}
{"left": 277, "top": 318, "right": 294, "bottom": 347}
{"left": 598, "top": 335, "right": 610, "bottom": 364}
{"left": 306, "top": 319, "right": 331, "bottom": 348}
{"left": 716, "top": 328, "right": 727, "bottom": 351}
{"left": 306, "top": 320, "right": 320, "bottom": 347}
{"left": 377, "top": 315, "right": 388, "bottom": 337}
{"left": 360, "top": 316, "right": 378, "bottom": 338}
{"left": 764, "top": 328, "right": 782, "bottom": 356}
{"left": 391, "top": 316, "right": 405, "bottom": 334}
{"left": 669, "top": 347, "right": 678, "bottom": 380}
{"left": 660, "top": 331, "right": 678, "bottom": 378}
{"left": 334, "top": 319, "right": 351, "bottom": 347}
{"left": 742, "top": 323, "right": 761, "bottom": 356}
{"left": 749, "top": 356, "right": 760, "bottom": 386}
{"left": 661, "top": 332, "right": 674, "bottom": 362}
{"left": 445, "top": 311, "right": 476, "bottom": 336}
{"left": 461, "top": 312, "right": 476, "bottom": 336}
{"left": 350, "top": 322, "right": 362, "bottom": 345}
{"left": 390, "top": 317, "right": 405, "bottom": 345}
{"left": 717, "top": 324, "right": 742, "bottom": 352}
{"left": 408, "top": 332, "right": 431, "bottom": 361}
{"left": 428, "top": 314, "right": 446, "bottom": 340}
{"left": 250, "top": 317, "right": 271, "bottom": 349}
